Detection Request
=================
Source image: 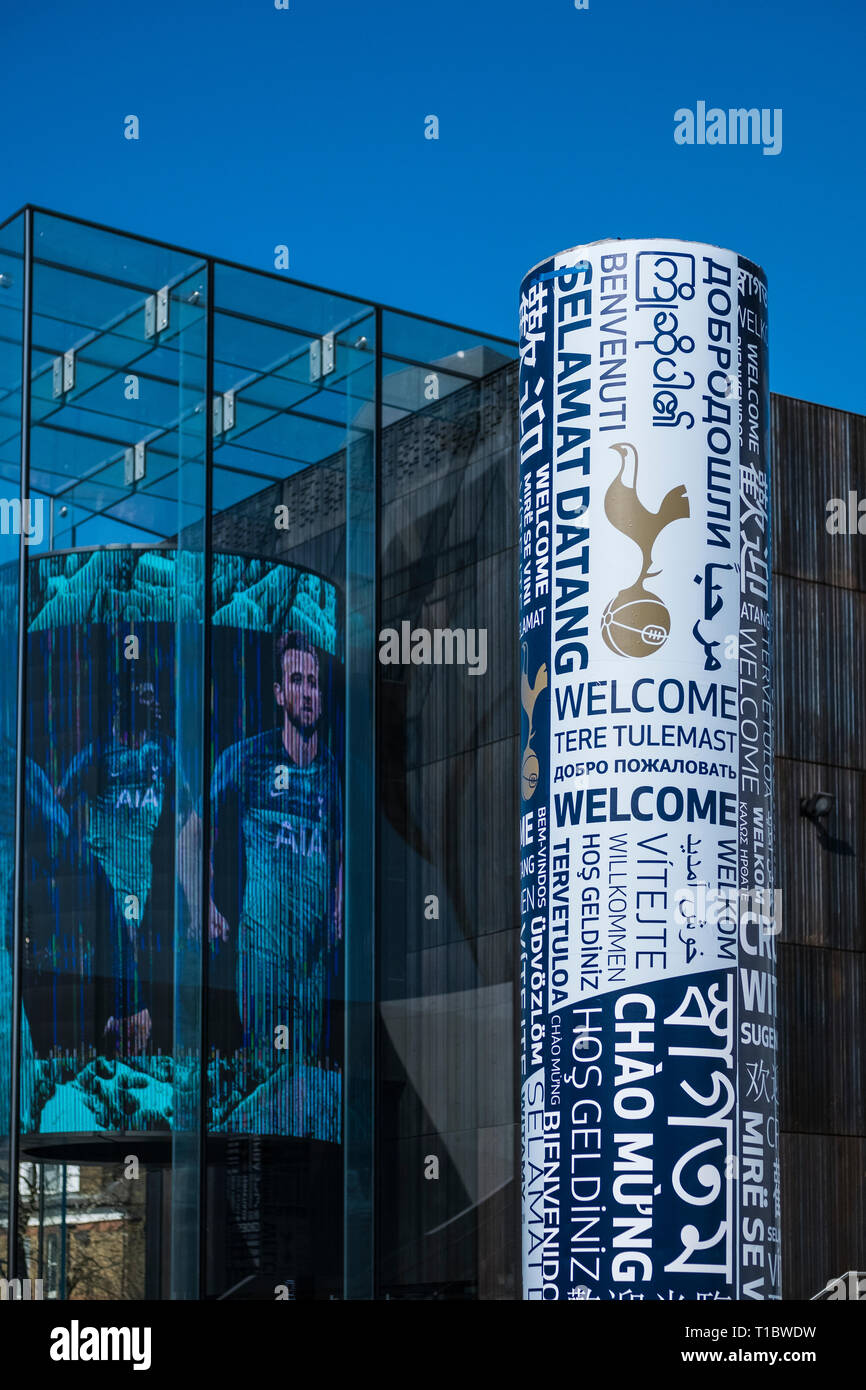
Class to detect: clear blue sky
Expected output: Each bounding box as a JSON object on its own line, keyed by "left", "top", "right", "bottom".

{"left": 2, "top": 0, "right": 864, "bottom": 412}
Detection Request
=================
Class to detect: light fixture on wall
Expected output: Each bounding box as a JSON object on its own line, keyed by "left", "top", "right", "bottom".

{"left": 800, "top": 793, "right": 835, "bottom": 824}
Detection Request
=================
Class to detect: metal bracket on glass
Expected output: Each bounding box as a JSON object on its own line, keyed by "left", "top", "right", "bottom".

{"left": 124, "top": 441, "right": 147, "bottom": 486}
{"left": 145, "top": 286, "right": 170, "bottom": 339}
{"left": 310, "top": 334, "right": 336, "bottom": 382}
{"left": 52, "top": 349, "right": 76, "bottom": 399}
{"left": 157, "top": 287, "right": 169, "bottom": 333}
{"left": 213, "top": 390, "right": 237, "bottom": 438}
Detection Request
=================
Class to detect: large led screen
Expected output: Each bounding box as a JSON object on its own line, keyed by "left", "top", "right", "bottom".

{"left": 12, "top": 547, "right": 343, "bottom": 1143}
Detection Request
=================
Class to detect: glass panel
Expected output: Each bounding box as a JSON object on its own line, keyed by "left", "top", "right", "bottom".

{"left": 343, "top": 311, "right": 376, "bottom": 1302}
{"left": 380, "top": 310, "right": 514, "bottom": 375}
{"left": 19, "top": 1160, "right": 147, "bottom": 1299}
{"left": 203, "top": 266, "right": 376, "bottom": 1300}
{"left": 17, "top": 211, "right": 208, "bottom": 1299}
{"left": 377, "top": 316, "right": 521, "bottom": 1298}
{"left": 381, "top": 358, "right": 478, "bottom": 425}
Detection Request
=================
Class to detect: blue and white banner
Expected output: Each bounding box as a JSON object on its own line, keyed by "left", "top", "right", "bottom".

{"left": 518, "top": 240, "right": 779, "bottom": 1300}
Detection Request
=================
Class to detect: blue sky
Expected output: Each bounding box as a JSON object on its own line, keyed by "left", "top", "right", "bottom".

{"left": 2, "top": 0, "right": 864, "bottom": 412}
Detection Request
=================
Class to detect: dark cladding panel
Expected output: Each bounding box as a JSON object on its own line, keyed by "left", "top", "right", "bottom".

{"left": 771, "top": 395, "right": 866, "bottom": 1303}
{"left": 381, "top": 552, "right": 517, "bottom": 768}
{"left": 774, "top": 573, "right": 866, "bottom": 769}
{"left": 779, "top": 1133, "right": 866, "bottom": 1300}
{"left": 777, "top": 943, "right": 866, "bottom": 1136}
{"left": 377, "top": 347, "right": 521, "bottom": 1299}
{"left": 380, "top": 365, "right": 518, "bottom": 603}
{"left": 772, "top": 395, "right": 866, "bottom": 591}
{"left": 775, "top": 757, "right": 866, "bottom": 952}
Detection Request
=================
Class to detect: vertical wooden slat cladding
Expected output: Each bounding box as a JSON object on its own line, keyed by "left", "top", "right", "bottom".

{"left": 777, "top": 945, "right": 866, "bottom": 1134}
{"left": 774, "top": 574, "right": 866, "bottom": 768}
{"left": 772, "top": 395, "right": 866, "bottom": 589}
{"left": 772, "top": 390, "right": 866, "bottom": 1298}
{"left": 775, "top": 758, "right": 866, "bottom": 951}
{"left": 779, "top": 1135, "right": 866, "bottom": 1300}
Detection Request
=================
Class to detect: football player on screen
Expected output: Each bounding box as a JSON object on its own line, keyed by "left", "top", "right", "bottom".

{"left": 210, "top": 631, "right": 343, "bottom": 1136}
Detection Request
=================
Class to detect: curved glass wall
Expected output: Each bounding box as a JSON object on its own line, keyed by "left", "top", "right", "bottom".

{"left": 14, "top": 209, "right": 209, "bottom": 1298}
{"left": 0, "top": 205, "right": 519, "bottom": 1300}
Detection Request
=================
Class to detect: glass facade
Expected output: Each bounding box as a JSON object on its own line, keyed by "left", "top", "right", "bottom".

{"left": 0, "top": 206, "right": 519, "bottom": 1300}
{"left": 377, "top": 325, "right": 518, "bottom": 1298}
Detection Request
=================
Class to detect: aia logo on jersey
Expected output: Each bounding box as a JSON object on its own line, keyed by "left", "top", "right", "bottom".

{"left": 115, "top": 784, "right": 161, "bottom": 811}
{"left": 275, "top": 817, "right": 324, "bottom": 857}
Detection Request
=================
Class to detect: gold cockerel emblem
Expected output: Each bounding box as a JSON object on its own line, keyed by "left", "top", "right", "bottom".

{"left": 601, "top": 442, "right": 690, "bottom": 658}
{"left": 521, "top": 641, "right": 548, "bottom": 800}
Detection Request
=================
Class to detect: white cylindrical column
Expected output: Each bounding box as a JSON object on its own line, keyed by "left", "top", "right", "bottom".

{"left": 518, "top": 240, "right": 779, "bottom": 1300}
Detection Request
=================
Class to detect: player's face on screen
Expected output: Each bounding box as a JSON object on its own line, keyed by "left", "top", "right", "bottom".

{"left": 275, "top": 650, "right": 321, "bottom": 730}
{"left": 134, "top": 680, "right": 159, "bottom": 721}
{"left": 112, "top": 675, "right": 161, "bottom": 741}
